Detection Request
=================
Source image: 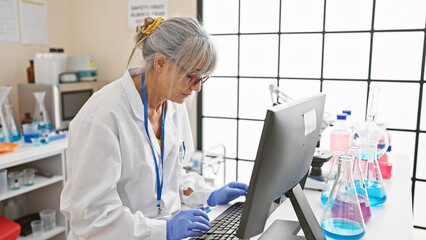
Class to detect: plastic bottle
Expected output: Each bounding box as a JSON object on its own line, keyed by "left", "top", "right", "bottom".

{"left": 330, "top": 114, "right": 351, "bottom": 153}
{"left": 4, "top": 198, "right": 19, "bottom": 220}
{"left": 379, "top": 145, "right": 392, "bottom": 179}
{"left": 27, "top": 60, "right": 35, "bottom": 83}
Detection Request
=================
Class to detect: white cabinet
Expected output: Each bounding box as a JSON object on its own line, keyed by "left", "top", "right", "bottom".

{"left": 0, "top": 139, "right": 68, "bottom": 240}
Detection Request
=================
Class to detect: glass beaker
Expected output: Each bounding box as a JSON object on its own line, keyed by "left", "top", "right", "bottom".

{"left": 360, "top": 141, "right": 387, "bottom": 206}
{"left": 348, "top": 145, "right": 371, "bottom": 222}
{"left": 320, "top": 154, "right": 366, "bottom": 240}
{"left": 33, "top": 92, "right": 52, "bottom": 130}
{"left": 0, "top": 86, "right": 12, "bottom": 143}
{"left": 321, "top": 151, "right": 344, "bottom": 205}
{"left": 4, "top": 104, "right": 21, "bottom": 142}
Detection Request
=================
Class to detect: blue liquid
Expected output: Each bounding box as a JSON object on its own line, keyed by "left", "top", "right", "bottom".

{"left": 9, "top": 132, "right": 21, "bottom": 142}
{"left": 321, "top": 191, "right": 330, "bottom": 205}
{"left": 321, "top": 218, "right": 365, "bottom": 240}
{"left": 24, "top": 133, "right": 39, "bottom": 143}
{"left": 364, "top": 180, "right": 386, "bottom": 206}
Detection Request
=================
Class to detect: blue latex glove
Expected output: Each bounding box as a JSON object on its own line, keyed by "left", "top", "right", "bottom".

{"left": 208, "top": 182, "right": 248, "bottom": 206}
{"left": 166, "top": 207, "right": 210, "bottom": 240}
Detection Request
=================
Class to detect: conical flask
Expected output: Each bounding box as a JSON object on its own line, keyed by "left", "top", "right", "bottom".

{"left": 4, "top": 104, "right": 21, "bottom": 142}
{"left": 0, "top": 87, "right": 12, "bottom": 143}
{"left": 321, "top": 151, "right": 344, "bottom": 205}
{"left": 348, "top": 145, "right": 371, "bottom": 222}
{"left": 320, "top": 154, "right": 366, "bottom": 239}
{"left": 33, "top": 92, "right": 52, "bottom": 130}
{"left": 360, "top": 141, "right": 387, "bottom": 206}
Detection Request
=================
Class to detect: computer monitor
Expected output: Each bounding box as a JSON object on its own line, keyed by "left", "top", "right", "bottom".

{"left": 236, "top": 93, "right": 326, "bottom": 240}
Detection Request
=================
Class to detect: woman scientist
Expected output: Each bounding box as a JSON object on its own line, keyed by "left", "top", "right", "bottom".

{"left": 60, "top": 16, "right": 248, "bottom": 240}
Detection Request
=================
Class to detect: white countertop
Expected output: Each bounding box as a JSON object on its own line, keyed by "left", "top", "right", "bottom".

{"left": 209, "top": 154, "right": 413, "bottom": 239}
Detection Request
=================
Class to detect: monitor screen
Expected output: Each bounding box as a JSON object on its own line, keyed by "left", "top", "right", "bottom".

{"left": 236, "top": 93, "right": 326, "bottom": 239}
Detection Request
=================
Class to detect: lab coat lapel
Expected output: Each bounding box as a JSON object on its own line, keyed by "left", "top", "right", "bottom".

{"left": 164, "top": 102, "right": 177, "bottom": 162}
{"left": 121, "top": 68, "right": 161, "bottom": 154}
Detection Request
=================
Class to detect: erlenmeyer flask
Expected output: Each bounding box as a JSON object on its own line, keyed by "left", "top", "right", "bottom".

{"left": 33, "top": 92, "right": 52, "bottom": 130}
{"left": 321, "top": 151, "right": 344, "bottom": 205}
{"left": 320, "top": 154, "right": 366, "bottom": 239}
{"left": 348, "top": 145, "right": 371, "bottom": 222}
{"left": 0, "top": 86, "right": 12, "bottom": 143}
{"left": 360, "top": 141, "right": 387, "bottom": 206}
{"left": 4, "top": 104, "right": 21, "bottom": 142}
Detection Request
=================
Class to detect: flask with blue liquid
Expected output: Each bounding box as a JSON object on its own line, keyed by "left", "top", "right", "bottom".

{"left": 320, "top": 154, "right": 366, "bottom": 240}
{"left": 348, "top": 145, "right": 371, "bottom": 222}
{"left": 33, "top": 92, "right": 52, "bottom": 130}
{"left": 321, "top": 151, "right": 344, "bottom": 205}
{"left": 360, "top": 141, "right": 387, "bottom": 206}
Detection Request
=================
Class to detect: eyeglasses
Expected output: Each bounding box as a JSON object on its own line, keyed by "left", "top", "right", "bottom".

{"left": 177, "top": 65, "right": 210, "bottom": 86}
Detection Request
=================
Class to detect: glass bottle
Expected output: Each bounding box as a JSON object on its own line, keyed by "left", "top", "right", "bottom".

{"left": 33, "top": 92, "right": 52, "bottom": 130}
{"left": 320, "top": 154, "right": 366, "bottom": 240}
{"left": 321, "top": 151, "right": 344, "bottom": 205}
{"left": 360, "top": 141, "right": 387, "bottom": 206}
{"left": 348, "top": 145, "right": 371, "bottom": 222}
{"left": 27, "top": 60, "right": 35, "bottom": 83}
{"left": 4, "top": 104, "right": 21, "bottom": 142}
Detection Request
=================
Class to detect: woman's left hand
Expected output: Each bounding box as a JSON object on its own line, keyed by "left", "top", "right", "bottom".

{"left": 207, "top": 182, "right": 248, "bottom": 206}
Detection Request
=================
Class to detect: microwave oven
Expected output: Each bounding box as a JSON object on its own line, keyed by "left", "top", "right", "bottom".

{"left": 18, "top": 82, "right": 100, "bottom": 130}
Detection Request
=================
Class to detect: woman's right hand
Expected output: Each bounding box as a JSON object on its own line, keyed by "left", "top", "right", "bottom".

{"left": 166, "top": 207, "right": 210, "bottom": 240}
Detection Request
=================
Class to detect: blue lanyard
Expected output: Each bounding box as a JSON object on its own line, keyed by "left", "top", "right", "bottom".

{"left": 141, "top": 73, "right": 165, "bottom": 214}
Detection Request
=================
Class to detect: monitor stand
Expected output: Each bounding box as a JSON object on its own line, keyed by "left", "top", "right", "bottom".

{"left": 259, "top": 184, "right": 325, "bottom": 240}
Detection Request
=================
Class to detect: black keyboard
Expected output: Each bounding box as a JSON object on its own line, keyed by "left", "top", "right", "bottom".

{"left": 191, "top": 202, "right": 244, "bottom": 240}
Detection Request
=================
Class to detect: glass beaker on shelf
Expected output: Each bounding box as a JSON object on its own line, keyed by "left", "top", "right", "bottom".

{"left": 4, "top": 104, "right": 21, "bottom": 142}
{"left": 321, "top": 151, "right": 344, "bottom": 205}
{"left": 320, "top": 154, "right": 366, "bottom": 240}
{"left": 360, "top": 141, "right": 387, "bottom": 206}
{"left": 33, "top": 92, "right": 52, "bottom": 130}
{"left": 348, "top": 145, "right": 371, "bottom": 222}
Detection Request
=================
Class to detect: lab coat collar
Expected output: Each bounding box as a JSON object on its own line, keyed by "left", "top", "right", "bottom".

{"left": 121, "top": 67, "right": 178, "bottom": 160}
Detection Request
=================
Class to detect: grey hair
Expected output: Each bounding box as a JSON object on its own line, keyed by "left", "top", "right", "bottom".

{"left": 128, "top": 17, "right": 217, "bottom": 83}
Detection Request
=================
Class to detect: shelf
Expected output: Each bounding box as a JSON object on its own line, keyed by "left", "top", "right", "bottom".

{"left": 0, "top": 138, "right": 67, "bottom": 169}
{"left": 0, "top": 175, "right": 63, "bottom": 201}
{"left": 18, "top": 226, "right": 66, "bottom": 240}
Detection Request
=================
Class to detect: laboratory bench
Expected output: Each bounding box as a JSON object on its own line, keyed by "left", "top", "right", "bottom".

{"left": 209, "top": 154, "right": 414, "bottom": 239}
{"left": 0, "top": 138, "right": 68, "bottom": 240}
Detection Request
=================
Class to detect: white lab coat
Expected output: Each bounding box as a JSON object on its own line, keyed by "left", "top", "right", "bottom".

{"left": 60, "top": 67, "right": 214, "bottom": 240}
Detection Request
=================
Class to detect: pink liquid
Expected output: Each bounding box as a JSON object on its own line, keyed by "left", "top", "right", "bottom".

{"left": 332, "top": 193, "right": 371, "bottom": 223}
{"left": 330, "top": 133, "right": 350, "bottom": 153}
{"left": 379, "top": 154, "right": 392, "bottom": 179}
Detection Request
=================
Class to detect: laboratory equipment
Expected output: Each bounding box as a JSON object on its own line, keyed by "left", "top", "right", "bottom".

{"left": 31, "top": 137, "right": 41, "bottom": 147}
{"left": 4, "top": 104, "right": 21, "bottom": 142}
{"left": 22, "top": 123, "right": 39, "bottom": 143}
{"left": 19, "top": 83, "right": 96, "bottom": 130}
{"left": 4, "top": 198, "right": 19, "bottom": 220}
{"left": 27, "top": 60, "right": 35, "bottom": 83}
{"left": 320, "top": 154, "right": 366, "bottom": 240}
{"left": 330, "top": 114, "right": 351, "bottom": 153}
{"left": 236, "top": 93, "right": 326, "bottom": 239}
{"left": 33, "top": 92, "right": 52, "bottom": 130}
{"left": 22, "top": 168, "right": 36, "bottom": 186}
{"left": 379, "top": 145, "right": 393, "bottom": 179}
{"left": 366, "top": 85, "right": 380, "bottom": 122}
{"left": 0, "top": 86, "right": 12, "bottom": 143}
{"left": 269, "top": 85, "right": 333, "bottom": 192}
{"left": 321, "top": 151, "right": 344, "bottom": 205}
{"left": 8, "top": 171, "right": 21, "bottom": 190}
{"left": 39, "top": 209, "right": 56, "bottom": 231}
{"left": 31, "top": 220, "right": 44, "bottom": 237}
{"left": 348, "top": 145, "right": 371, "bottom": 222}
{"left": 66, "top": 55, "right": 97, "bottom": 81}
{"left": 360, "top": 142, "right": 387, "bottom": 206}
